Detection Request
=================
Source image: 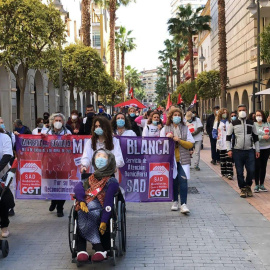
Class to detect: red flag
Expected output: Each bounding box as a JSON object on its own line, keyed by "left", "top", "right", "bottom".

{"left": 129, "top": 87, "right": 134, "bottom": 98}
{"left": 177, "top": 93, "right": 183, "bottom": 105}
{"left": 187, "top": 94, "right": 197, "bottom": 111}
{"left": 166, "top": 93, "right": 172, "bottom": 111}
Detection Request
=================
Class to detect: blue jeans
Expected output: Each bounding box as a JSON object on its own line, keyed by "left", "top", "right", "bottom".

{"left": 173, "top": 162, "right": 188, "bottom": 204}
{"left": 210, "top": 136, "right": 220, "bottom": 162}
{"left": 233, "top": 149, "right": 255, "bottom": 189}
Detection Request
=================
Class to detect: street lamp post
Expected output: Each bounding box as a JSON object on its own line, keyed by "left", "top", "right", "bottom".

{"left": 247, "top": 0, "right": 269, "bottom": 112}
{"left": 199, "top": 47, "right": 206, "bottom": 73}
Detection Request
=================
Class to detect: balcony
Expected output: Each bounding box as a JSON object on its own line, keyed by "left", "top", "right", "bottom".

{"left": 250, "top": 3, "right": 270, "bottom": 18}
{"left": 250, "top": 46, "right": 270, "bottom": 69}
{"left": 184, "top": 48, "right": 198, "bottom": 62}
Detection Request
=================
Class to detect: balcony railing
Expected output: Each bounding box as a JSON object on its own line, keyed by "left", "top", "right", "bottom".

{"left": 250, "top": 46, "right": 270, "bottom": 69}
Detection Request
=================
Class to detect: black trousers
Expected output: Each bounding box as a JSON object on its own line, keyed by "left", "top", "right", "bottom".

{"left": 210, "top": 136, "right": 220, "bottom": 162}
{"left": 219, "top": 150, "right": 233, "bottom": 176}
{"left": 0, "top": 202, "right": 9, "bottom": 228}
{"left": 51, "top": 200, "right": 65, "bottom": 213}
{"left": 255, "top": 148, "right": 270, "bottom": 186}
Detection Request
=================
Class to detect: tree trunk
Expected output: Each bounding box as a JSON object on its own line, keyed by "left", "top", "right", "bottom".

{"left": 121, "top": 50, "right": 125, "bottom": 100}
{"left": 116, "top": 47, "right": 120, "bottom": 79}
{"left": 166, "top": 73, "right": 169, "bottom": 92}
{"left": 169, "top": 59, "right": 173, "bottom": 92}
{"left": 109, "top": 0, "right": 117, "bottom": 79}
{"left": 176, "top": 47, "right": 180, "bottom": 86}
{"left": 218, "top": 0, "right": 227, "bottom": 108}
{"left": 188, "top": 36, "right": 195, "bottom": 81}
{"left": 82, "top": 0, "right": 91, "bottom": 46}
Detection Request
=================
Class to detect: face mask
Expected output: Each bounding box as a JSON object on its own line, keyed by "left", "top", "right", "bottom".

{"left": 94, "top": 127, "right": 104, "bottom": 136}
{"left": 44, "top": 115, "right": 49, "bottom": 120}
{"left": 173, "top": 116, "right": 181, "bottom": 124}
{"left": 87, "top": 112, "right": 95, "bottom": 118}
{"left": 0, "top": 124, "right": 5, "bottom": 130}
{"left": 130, "top": 113, "right": 136, "bottom": 117}
{"left": 95, "top": 157, "right": 108, "bottom": 169}
{"left": 256, "top": 116, "right": 262, "bottom": 122}
{"left": 215, "top": 110, "right": 219, "bottom": 115}
{"left": 54, "top": 121, "right": 62, "bottom": 129}
{"left": 71, "top": 115, "right": 77, "bottom": 120}
{"left": 192, "top": 114, "right": 195, "bottom": 117}
{"left": 231, "top": 116, "right": 237, "bottom": 121}
{"left": 99, "top": 108, "right": 104, "bottom": 114}
{"left": 116, "top": 119, "right": 125, "bottom": 127}
{"left": 38, "top": 123, "right": 43, "bottom": 128}
{"left": 222, "top": 113, "right": 227, "bottom": 119}
{"left": 239, "top": 111, "right": 246, "bottom": 119}
{"left": 152, "top": 120, "right": 158, "bottom": 126}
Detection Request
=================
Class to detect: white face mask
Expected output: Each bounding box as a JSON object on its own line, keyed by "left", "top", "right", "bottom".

{"left": 239, "top": 111, "right": 247, "bottom": 119}
{"left": 71, "top": 115, "right": 78, "bottom": 120}
{"left": 54, "top": 121, "right": 62, "bottom": 129}
{"left": 256, "top": 116, "right": 262, "bottom": 123}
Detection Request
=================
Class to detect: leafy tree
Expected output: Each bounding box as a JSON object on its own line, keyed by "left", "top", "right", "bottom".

{"left": 196, "top": 70, "right": 221, "bottom": 100}
{"left": 261, "top": 24, "right": 270, "bottom": 64}
{"left": 0, "top": 0, "right": 66, "bottom": 120}
{"left": 155, "top": 76, "right": 168, "bottom": 104}
{"left": 168, "top": 4, "right": 211, "bottom": 81}
{"left": 173, "top": 80, "right": 198, "bottom": 104}
{"left": 125, "top": 65, "right": 143, "bottom": 91}
{"left": 134, "top": 87, "right": 146, "bottom": 101}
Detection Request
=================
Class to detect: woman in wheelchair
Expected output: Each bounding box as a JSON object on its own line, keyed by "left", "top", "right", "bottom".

{"left": 74, "top": 149, "right": 119, "bottom": 262}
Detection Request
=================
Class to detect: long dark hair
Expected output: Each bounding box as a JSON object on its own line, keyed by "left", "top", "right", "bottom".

{"left": 91, "top": 116, "right": 114, "bottom": 151}
{"left": 255, "top": 110, "right": 267, "bottom": 123}
{"left": 111, "top": 113, "right": 132, "bottom": 132}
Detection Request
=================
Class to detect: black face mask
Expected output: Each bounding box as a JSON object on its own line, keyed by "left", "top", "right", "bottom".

{"left": 44, "top": 115, "right": 49, "bottom": 120}
{"left": 87, "top": 112, "right": 95, "bottom": 118}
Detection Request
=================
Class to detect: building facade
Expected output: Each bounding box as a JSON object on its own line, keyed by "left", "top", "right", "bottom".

{"left": 0, "top": 0, "right": 111, "bottom": 131}
{"left": 140, "top": 69, "right": 158, "bottom": 108}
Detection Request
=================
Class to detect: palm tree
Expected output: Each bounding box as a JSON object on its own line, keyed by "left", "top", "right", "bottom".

{"left": 218, "top": 0, "right": 227, "bottom": 108}
{"left": 115, "top": 31, "right": 121, "bottom": 79}
{"left": 81, "top": 0, "right": 91, "bottom": 46}
{"left": 115, "top": 26, "right": 136, "bottom": 83}
{"left": 168, "top": 4, "right": 211, "bottom": 81}
{"left": 125, "top": 65, "right": 143, "bottom": 91}
{"left": 109, "top": 0, "right": 135, "bottom": 79}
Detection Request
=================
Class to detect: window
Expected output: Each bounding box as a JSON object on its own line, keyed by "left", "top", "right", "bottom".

{"left": 93, "top": 33, "right": 101, "bottom": 47}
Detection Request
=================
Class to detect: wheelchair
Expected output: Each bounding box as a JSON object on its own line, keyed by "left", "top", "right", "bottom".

{"left": 68, "top": 173, "right": 127, "bottom": 267}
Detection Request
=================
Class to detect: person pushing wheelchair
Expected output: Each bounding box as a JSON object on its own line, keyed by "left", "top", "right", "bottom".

{"left": 74, "top": 149, "right": 119, "bottom": 262}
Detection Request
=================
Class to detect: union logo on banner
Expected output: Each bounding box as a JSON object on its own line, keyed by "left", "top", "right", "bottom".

{"left": 20, "top": 160, "right": 42, "bottom": 195}
{"left": 148, "top": 163, "right": 170, "bottom": 199}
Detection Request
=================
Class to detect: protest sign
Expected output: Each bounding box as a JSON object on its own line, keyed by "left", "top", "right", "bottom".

{"left": 16, "top": 135, "right": 174, "bottom": 202}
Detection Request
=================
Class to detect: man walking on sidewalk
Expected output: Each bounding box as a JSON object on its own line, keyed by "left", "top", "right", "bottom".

{"left": 206, "top": 105, "right": 220, "bottom": 165}
{"left": 226, "top": 104, "right": 260, "bottom": 198}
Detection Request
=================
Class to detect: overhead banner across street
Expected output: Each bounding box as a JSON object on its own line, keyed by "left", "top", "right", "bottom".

{"left": 15, "top": 135, "right": 174, "bottom": 202}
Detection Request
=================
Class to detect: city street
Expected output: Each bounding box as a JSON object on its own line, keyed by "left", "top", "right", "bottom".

{"left": 1, "top": 143, "right": 270, "bottom": 270}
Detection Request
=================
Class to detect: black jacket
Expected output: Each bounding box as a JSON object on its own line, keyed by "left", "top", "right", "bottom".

{"left": 128, "top": 115, "right": 141, "bottom": 136}
{"left": 79, "top": 114, "right": 96, "bottom": 135}
{"left": 206, "top": 114, "right": 215, "bottom": 137}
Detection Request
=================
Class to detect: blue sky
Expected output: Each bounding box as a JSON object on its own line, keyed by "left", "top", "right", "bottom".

{"left": 117, "top": 0, "right": 171, "bottom": 72}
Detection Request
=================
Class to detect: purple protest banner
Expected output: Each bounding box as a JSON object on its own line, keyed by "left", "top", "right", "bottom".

{"left": 117, "top": 136, "right": 175, "bottom": 202}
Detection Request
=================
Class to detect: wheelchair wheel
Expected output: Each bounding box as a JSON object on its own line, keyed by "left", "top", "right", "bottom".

{"left": 1, "top": 240, "right": 9, "bottom": 258}
{"left": 117, "top": 201, "right": 123, "bottom": 256}
{"left": 121, "top": 202, "right": 127, "bottom": 252}
{"left": 68, "top": 205, "right": 77, "bottom": 258}
{"left": 110, "top": 218, "right": 117, "bottom": 266}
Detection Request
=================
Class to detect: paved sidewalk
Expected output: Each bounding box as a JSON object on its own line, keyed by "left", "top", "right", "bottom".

{"left": 1, "top": 160, "right": 270, "bottom": 269}
{"left": 201, "top": 137, "right": 270, "bottom": 221}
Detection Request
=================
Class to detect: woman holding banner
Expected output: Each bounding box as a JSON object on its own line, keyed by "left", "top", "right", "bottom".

{"left": 45, "top": 113, "right": 72, "bottom": 217}
{"left": 81, "top": 117, "right": 124, "bottom": 173}
{"left": 160, "top": 108, "right": 194, "bottom": 214}
{"left": 111, "top": 113, "right": 137, "bottom": 136}
{"left": 142, "top": 112, "right": 163, "bottom": 137}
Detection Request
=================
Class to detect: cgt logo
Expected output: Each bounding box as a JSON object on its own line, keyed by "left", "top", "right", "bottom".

{"left": 21, "top": 186, "right": 41, "bottom": 195}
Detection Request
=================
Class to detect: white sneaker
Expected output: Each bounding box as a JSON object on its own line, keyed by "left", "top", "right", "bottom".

{"left": 180, "top": 204, "right": 190, "bottom": 214}
{"left": 1, "top": 227, "right": 9, "bottom": 238}
{"left": 171, "top": 201, "right": 179, "bottom": 211}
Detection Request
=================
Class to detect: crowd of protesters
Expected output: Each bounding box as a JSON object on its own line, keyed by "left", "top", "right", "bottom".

{"left": 1, "top": 102, "right": 270, "bottom": 245}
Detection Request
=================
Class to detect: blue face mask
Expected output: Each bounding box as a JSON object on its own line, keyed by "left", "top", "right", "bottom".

{"left": 130, "top": 113, "right": 136, "bottom": 117}
{"left": 0, "top": 124, "right": 5, "bottom": 130}
{"left": 152, "top": 121, "right": 158, "bottom": 126}
{"left": 173, "top": 116, "right": 181, "bottom": 124}
{"left": 99, "top": 108, "right": 104, "bottom": 114}
{"left": 116, "top": 119, "right": 125, "bottom": 127}
{"left": 94, "top": 127, "right": 103, "bottom": 136}
{"left": 95, "top": 157, "right": 108, "bottom": 169}
{"left": 231, "top": 116, "right": 237, "bottom": 121}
